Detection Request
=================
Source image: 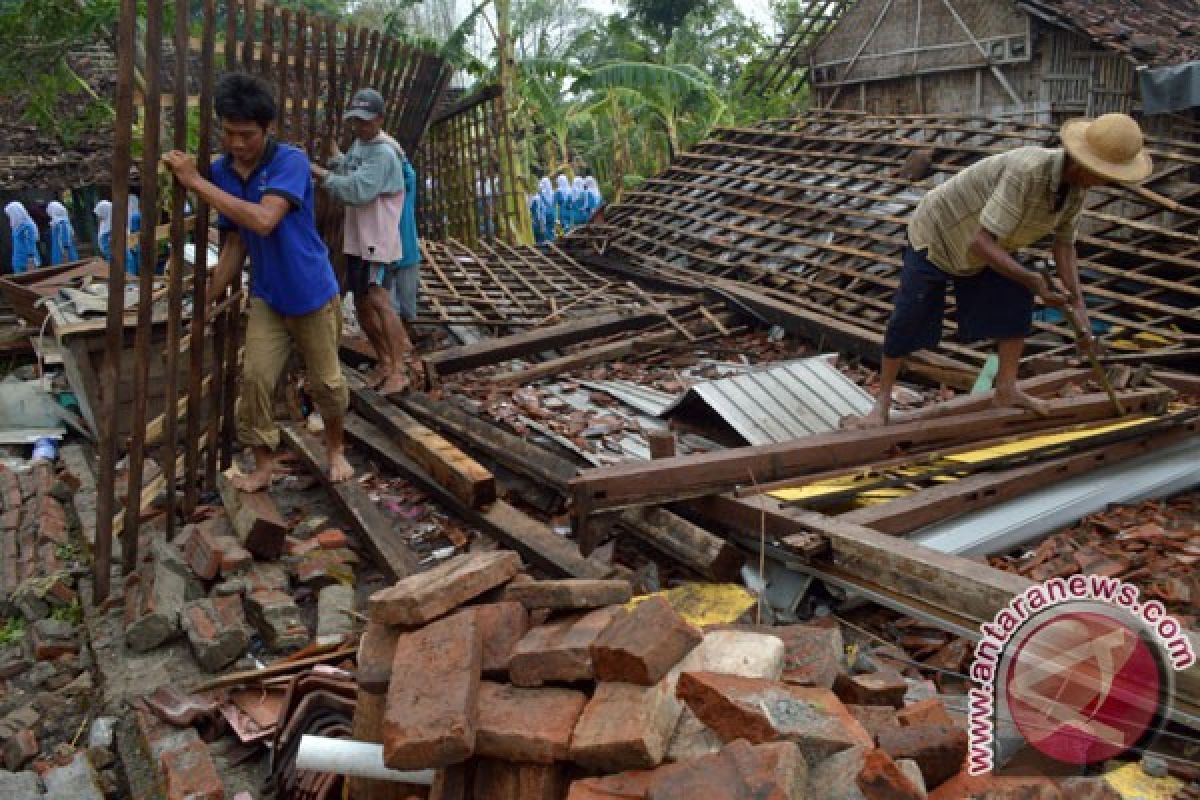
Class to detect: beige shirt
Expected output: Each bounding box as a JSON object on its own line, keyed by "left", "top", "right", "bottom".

{"left": 908, "top": 147, "right": 1084, "bottom": 276}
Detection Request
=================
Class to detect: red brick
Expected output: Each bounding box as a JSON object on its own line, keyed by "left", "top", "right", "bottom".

{"left": 383, "top": 608, "right": 482, "bottom": 769}
{"left": 180, "top": 523, "right": 221, "bottom": 580}
{"left": 896, "top": 697, "right": 954, "bottom": 728}
{"left": 316, "top": 528, "right": 349, "bottom": 550}
{"left": 569, "top": 680, "right": 682, "bottom": 772}
{"left": 834, "top": 670, "right": 909, "bottom": 709}
{"left": 877, "top": 723, "right": 968, "bottom": 791}
{"left": 591, "top": 596, "right": 702, "bottom": 685}
{"left": 4, "top": 728, "right": 38, "bottom": 770}
{"left": 161, "top": 737, "right": 225, "bottom": 800}
{"left": 245, "top": 590, "right": 309, "bottom": 651}
{"left": 857, "top": 748, "right": 925, "bottom": 800}
{"left": 369, "top": 551, "right": 521, "bottom": 626}
{"left": 846, "top": 705, "right": 900, "bottom": 742}
{"left": 471, "top": 759, "right": 565, "bottom": 800}
{"left": 287, "top": 536, "right": 320, "bottom": 556}
{"left": 648, "top": 739, "right": 807, "bottom": 800}
{"left": 675, "top": 671, "right": 873, "bottom": 765}
{"left": 475, "top": 681, "right": 586, "bottom": 763}
{"left": 182, "top": 597, "right": 250, "bottom": 672}
{"left": 510, "top": 606, "right": 619, "bottom": 687}
{"left": 470, "top": 602, "right": 530, "bottom": 675}
{"left": 928, "top": 773, "right": 1062, "bottom": 799}
{"left": 568, "top": 770, "right": 658, "bottom": 800}
{"left": 35, "top": 496, "right": 67, "bottom": 544}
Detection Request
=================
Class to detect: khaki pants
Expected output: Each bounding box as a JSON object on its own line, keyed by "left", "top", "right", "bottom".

{"left": 237, "top": 296, "right": 348, "bottom": 450}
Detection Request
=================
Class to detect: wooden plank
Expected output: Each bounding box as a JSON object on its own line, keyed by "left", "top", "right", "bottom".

{"left": 217, "top": 469, "right": 289, "bottom": 560}
{"left": 280, "top": 423, "right": 420, "bottom": 581}
{"left": 617, "top": 506, "right": 744, "bottom": 582}
{"left": 342, "top": 415, "right": 610, "bottom": 580}
{"left": 423, "top": 303, "right": 695, "bottom": 377}
{"left": 568, "top": 389, "right": 1174, "bottom": 513}
{"left": 347, "top": 374, "right": 496, "bottom": 509}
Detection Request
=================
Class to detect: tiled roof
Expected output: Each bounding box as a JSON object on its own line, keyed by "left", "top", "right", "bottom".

{"left": 1019, "top": 0, "right": 1200, "bottom": 66}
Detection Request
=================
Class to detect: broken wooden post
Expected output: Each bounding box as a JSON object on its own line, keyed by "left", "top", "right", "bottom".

{"left": 646, "top": 430, "right": 676, "bottom": 460}
{"left": 617, "top": 507, "right": 744, "bottom": 582}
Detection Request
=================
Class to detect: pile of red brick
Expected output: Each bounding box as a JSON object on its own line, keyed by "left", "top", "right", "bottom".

{"left": 350, "top": 550, "right": 1002, "bottom": 800}
{"left": 989, "top": 493, "right": 1200, "bottom": 626}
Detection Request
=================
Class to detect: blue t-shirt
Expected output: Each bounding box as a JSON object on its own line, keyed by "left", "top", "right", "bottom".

{"left": 212, "top": 140, "right": 338, "bottom": 316}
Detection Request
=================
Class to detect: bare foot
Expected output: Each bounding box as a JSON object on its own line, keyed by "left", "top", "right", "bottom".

{"left": 994, "top": 389, "right": 1051, "bottom": 416}
{"left": 230, "top": 466, "right": 273, "bottom": 492}
{"left": 378, "top": 369, "right": 411, "bottom": 395}
{"left": 329, "top": 450, "right": 354, "bottom": 483}
{"left": 841, "top": 407, "right": 890, "bottom": 430}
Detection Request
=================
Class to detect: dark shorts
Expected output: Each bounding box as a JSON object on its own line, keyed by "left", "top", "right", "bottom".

{"left": 883, "top": 245, "right": 1034, "bottom": 358}
{"left": 345, "top": 255, "right": 394, "bottom": 300}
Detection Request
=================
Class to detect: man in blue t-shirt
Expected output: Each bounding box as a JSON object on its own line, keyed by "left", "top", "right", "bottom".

{"left": 162, "top": 72, "right": 352, "bottom": 491}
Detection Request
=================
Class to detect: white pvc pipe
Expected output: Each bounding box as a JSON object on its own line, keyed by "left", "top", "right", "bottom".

{"left": 295, "top": 735, "right": 435, "bottom": 785}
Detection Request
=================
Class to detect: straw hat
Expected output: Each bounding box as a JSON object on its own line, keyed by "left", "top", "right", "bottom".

{"left": 1060, "top": 113, "right": 1152, "bottom": 184}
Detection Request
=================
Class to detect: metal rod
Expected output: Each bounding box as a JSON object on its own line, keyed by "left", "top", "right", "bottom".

{"left": 94, "top": 0, "right": 138, "bottom": 604}
{"left": 120, "top": 0, "right": 164, "bottom": 573}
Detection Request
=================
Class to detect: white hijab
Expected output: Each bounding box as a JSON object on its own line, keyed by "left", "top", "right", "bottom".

{"left": 555, "top": 175, "right": 570, "bottom": 194}
{"left": 128, "top": 195, "right": 140, "bottom": 216}
{"left": 538, "top": 177, "right": 554, "bottom": 206}
{"left": 94, "top": 200, "right": 113, "bottom": 236}
{"left": 572, "top": 176, "right": 585, "bottom": 201}
{"left": 5, "top": 201, "right": 33, "bottom": 230}
{"left": 48, "top": 201, "right": 70, "bottom": 225}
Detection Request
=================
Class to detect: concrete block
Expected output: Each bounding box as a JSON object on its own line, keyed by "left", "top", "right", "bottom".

{"left": 42, "top": 752, "right": 103, "bottom": 800}
{"left": 316, "top": 583, "right": 356, "bottom": 645}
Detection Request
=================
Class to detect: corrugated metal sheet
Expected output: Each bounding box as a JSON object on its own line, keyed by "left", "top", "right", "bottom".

{"left": 576, "top": 380, "right": 676, "bottom": 417}
{"left": 662, "top": 357, "right": 874, "bottom": 445}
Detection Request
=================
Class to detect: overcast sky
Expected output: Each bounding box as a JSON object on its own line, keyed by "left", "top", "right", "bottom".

{"left": 583, "top": 0, "right": 779, "bottom": 35}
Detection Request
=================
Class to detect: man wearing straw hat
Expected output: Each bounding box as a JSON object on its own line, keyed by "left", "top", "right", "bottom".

{"left": 847, "top": 113, "right": 1153, "bottom": 429}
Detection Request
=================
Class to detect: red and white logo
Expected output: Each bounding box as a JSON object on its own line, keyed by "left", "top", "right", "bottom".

{"left": 1002, "top": 608, "right": 1165, "bottom": 766}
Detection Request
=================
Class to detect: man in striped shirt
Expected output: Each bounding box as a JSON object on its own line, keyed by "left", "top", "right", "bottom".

{"left": 848, "top": 113, "right": 1152, "bottom": 428}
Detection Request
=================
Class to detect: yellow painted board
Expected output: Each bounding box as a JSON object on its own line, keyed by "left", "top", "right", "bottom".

{"left": 1103, "top": 761, "right": 1183, "bottom": 799}
{"left": 944, "top": 416, "right": 1152, "bottom": 464}
{"left": 627, "top": 583, "right": 757, "bottom": 626}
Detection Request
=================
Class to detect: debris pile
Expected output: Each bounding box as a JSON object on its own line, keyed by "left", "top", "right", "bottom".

{"left": 342, "top": 550, "right": 1079, "bottom": 800}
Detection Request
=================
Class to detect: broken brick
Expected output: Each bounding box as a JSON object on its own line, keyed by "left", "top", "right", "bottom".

{"left": 834, "top": 671, "right": 908, "bottom": 709}
{"left": 357, "top": 621, "right": 402, "bottom": 694}
{"left": 29, "top": 618, "right": 79, "bottom": 661}
{"left": 4, "top": 728, "right": 37, "bottom": 770}
{"left": 676, "top": 671, "right": 873, "bottom": 764}
{"left": 370, "top": 551, "right": 520, "bottom": 626}
{"left": 475, "top": 681, "right": 586, "bottom": 763}
{"left": 846, "top": 705, "right": 900, "bottom": 742}
{"left": 896, "top": 698, "right": 954, "bottom": 728}
{"left": 649, "top": 739, "right": 807, "bottom": 800}
{"left": 471, "top": 602, "right": 530, "bottom": 676}
{"left": 316, "top": 528, "right": 349, "bottom": 550}
{"left": 244, "top": 590, "right": 308, "bottom": 652}
{"left": 510, "top": 606, "right": 619, "bottom": 687}
{"left": 181, "top": 597, "right": 249, "bottom": 672}
{"left": 591, "top": 596, "right": 702, "bottom": 685}
{"left": 161, "top": 737, "right": 225, "bottom": 800}
{"left": 877, "top": 723, "right": 968, "bottom": 790}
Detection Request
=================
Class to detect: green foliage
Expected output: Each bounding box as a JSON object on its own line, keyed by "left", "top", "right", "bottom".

{"left": 0, "top": 617, "right": 24, "bottom": 647}
{"left": 0, "top": 0, "right": 119, "bottom": 144}
{"left": 50, "top": 602, "right": 83, "bottom": 626}
{"left": 625, "top": 0, "right": 715, "bottom": 49}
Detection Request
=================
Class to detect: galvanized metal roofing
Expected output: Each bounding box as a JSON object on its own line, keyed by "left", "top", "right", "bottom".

{"left": 661, "top": 357, "right": 874, "bottom": 445}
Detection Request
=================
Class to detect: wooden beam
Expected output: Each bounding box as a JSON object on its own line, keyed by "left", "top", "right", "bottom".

{"left": 280, "top": 423, "right": 420, "bottom": 581}
{"left": 568, "top": 389, "right": 1173, "bottom": 514}
{"left": 617, "top": 506, "right": 744, "bottom": 582}
{"left": 342, "top": 414, "right": 610, "bottom": 580}
{"left": 348, "top": 375, "right": 495, "bottom": 509}
{"left": 423, "top": 303, "right": 695, "bottom": 377}
{"left": 487, "top": 312, "right": 740, "bottom": 387}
